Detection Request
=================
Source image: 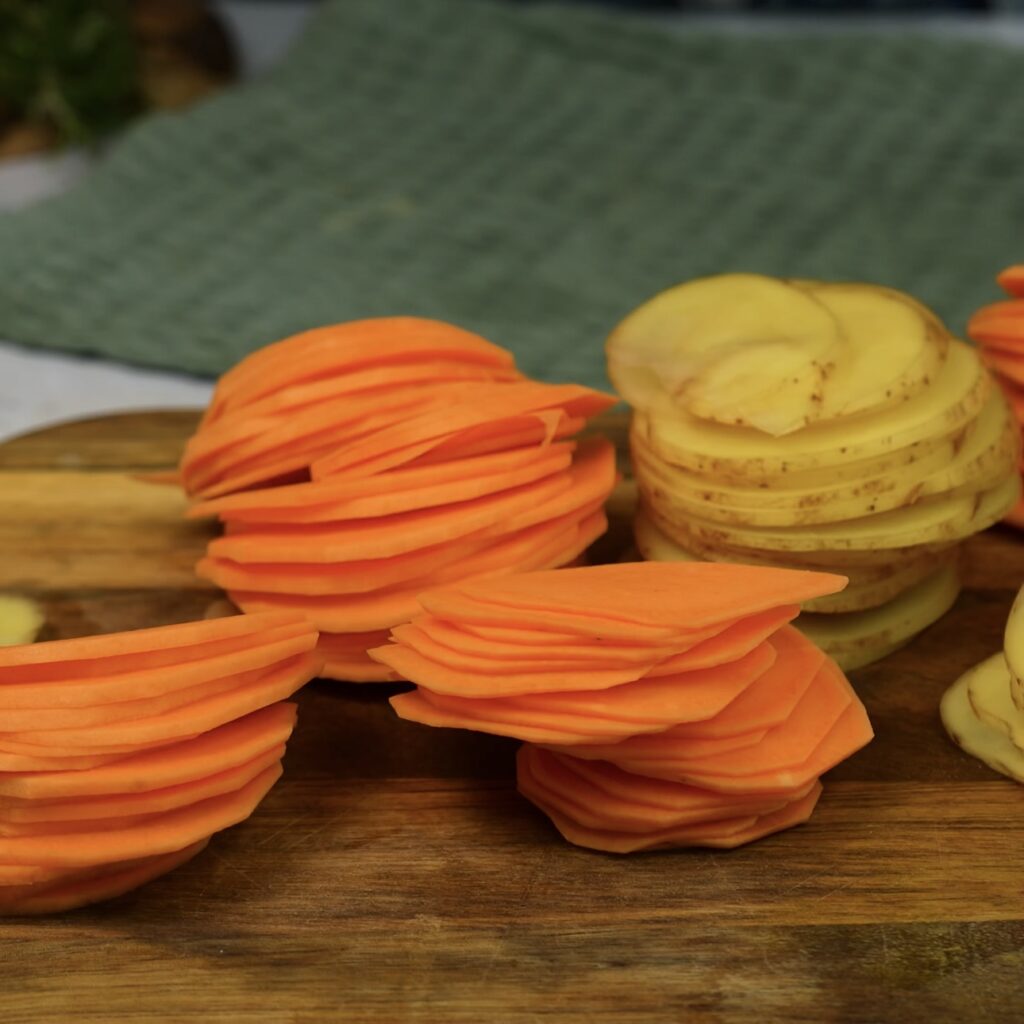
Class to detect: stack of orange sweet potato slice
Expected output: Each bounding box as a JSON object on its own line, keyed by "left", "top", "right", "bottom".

{"left": 375, "top": 563, "right": 874, "bottom": 853}
{"left": 180, "top": 318, "right": 525, "bottom": 499}
{"left": 0, "top": 612, "right": 319, "bottom": 914}
{"left": 183, "top": 319, "right": 619, "bottom": 681}
{"left": 968, "top": 265, "right": 1024, "bottom": 527}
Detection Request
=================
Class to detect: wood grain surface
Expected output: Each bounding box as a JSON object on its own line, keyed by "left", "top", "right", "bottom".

{"left": 2, "top": 411, "right": 1024, "bottom": 1024}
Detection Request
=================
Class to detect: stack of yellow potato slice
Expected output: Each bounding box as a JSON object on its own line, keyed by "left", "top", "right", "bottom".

{"left": 941, "top": 586, "right": 1024, "bottom": 781}
{"left": 608, "top": 274, "right": 1021, "bottom": 670}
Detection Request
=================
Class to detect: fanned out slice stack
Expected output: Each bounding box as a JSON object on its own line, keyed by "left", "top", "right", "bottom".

{"left": 941, "top": 584, "right": 1024, "bottom": 781}
{"left": 967, "top": 264, "right": 1024, "bottom": 527}
{"left": 184, "top": 320, "right": 619, "bottom": 681}
{"left": 0, "top": 612, "right": 320, "bottom": 914}
{"left": 180, "top": 318, "right": 524, "bottom": 500}
{"left": 608, "top": 274, "right": 1021, "bottom": 670}
{"left": 373, "top": 563, "right": 874, "bottom": 854}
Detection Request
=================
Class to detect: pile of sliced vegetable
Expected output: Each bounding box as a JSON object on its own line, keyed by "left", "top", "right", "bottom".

{"left": 941, "top": 584, "right": 1024, "bottom": 781}
{"left": 967, "top": 265, "right": 1024, "bottom": 528}
{"left": 374, "top": 562, "right": 874, "bottom": 853}
{"left": 183, "top": 318, "right": 618, "bottom": 681}
{"left": 608, "top": 273, "right": 1021, "bottom": 670}
{"left": 0, "top": 612, "right": 319, "bottom": 914}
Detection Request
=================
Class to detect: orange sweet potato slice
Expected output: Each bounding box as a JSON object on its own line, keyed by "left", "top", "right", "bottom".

{"left": 222, "top": 360, "right": 523, "bottom": 424}
{"left": 982, "top": 349, "right": 1024, "bottom": 387}
{"left": 310, "top": 382, "right": 614, "bottom": 479}
{"left": 189, "top": 443, "right": 575, "bottom": 522}
{"left": 0, "top": 704, "right": 296, "bottom": 800}
{"left": 209, "top": 463, "right": 576, "bottom": 565}
{"left": 315, "top": 630, "right": 400, "bottom": 682}
{"left": 0, "top": 746, "right": 285, "bottom": 833}
{"left": 419, "top": 562, "right": 844, "bottom": 638}
{"left": 518, "top": 745, "right": 811, "bottom": 834}
{"left": 210, "top": 318, "right": 516, "bottom": 416}
{"left": 0, "top": 840, "right": 210, "bottom": 915}
{"left": 231, "top": 507, "right": 606, "bottom": 633}
{"left": 655, "top": 626, "right": 824, "bottom": 736}
{"left": 0, "top": 627, "right": 317, "bottom": 708}
{"left": 2, "top": 651, "right": 318, "bottom": 753}
{"left": 389, "top": 643, "right": 774, "bottom": 739}
{"left": 998, "top": 266, "right": 1024, "bottom": 298}
{"left": 521, "top": 776, "right": 823, "bottom": 853}
{"left": 0, "top": 611, "right": 307, "bottom": 670}
{"left": 0, "top": 764, "right": 281, "bottom": 867}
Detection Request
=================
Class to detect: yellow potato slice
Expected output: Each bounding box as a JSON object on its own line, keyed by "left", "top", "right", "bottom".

{"left": 642, "top": 471, "right": 1019, "bottom": 553}
{"left": 1001, "top": 586, "right": 1024, "bottom": 711}
{"left": 791, "top": 281, "right": 945, "bottom": 420}
{"left": 631, "top": 391, "right": 1017, "bottom": 528}
{"left": 941, "top": 653, "right": 1024, "bottom": 782}
{"left": 640, "top": 501, "right": 956, "bottom": 570}
{"left": 966, "top": 649, "right": 1024, "bottom": 747}
{"left": 0, "top": 595, "right": 44, "bottom": 647}
{"left": 633, "top": 508, "right": 952, "bottom": 614}
{"left": 797, "top": 562, "right": 961, "bottom": 670}
{"left": 642, "top": 340, "right": 989, "bottom": 481}
{"left": 606, "top": 274, "right": 843, "bottom": 436}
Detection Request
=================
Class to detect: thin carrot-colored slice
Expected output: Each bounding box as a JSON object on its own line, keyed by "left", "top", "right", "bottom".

{"left": 518, "top": 746, "right": 807, "bottom": 834}
{"left": 211, "top": 318, "right": 516, "bottom": 413}
{"left": 0, "top": 704, "right": 296, "bottom": 800}
{"left": 997, "top": 266, "right": 1024, "bottom": 299}
{"left": 0, "top": 611, "right": 306, "bottom": 670}
{"left": 419, "top": 562, "right": 844, "bottom": 638}
{"left": 226, "top": 360, "right": 523, "bottom": 423}
{"left": 4, "top": 651, "right": 318, "bottom": 752}
{"left": 982, "top": 349, "right": 1024, "bottom": 388}
{"left": 189, "top": 443, "right": 575, "bottom": 522}
{"left": 523, "top": 775, "right": 823, "bottom": 853}
{"left": 311, "top": 382, "right": 614, "bottom": 478}
{"left": 641, "top": 606, "right": 800, "bottom": 675}
{"left": 408, "top": 416, "right": 588, "bottom": 468}
{"left": 209, "top": 463, "right": 576, "bottom": 565}
{"left": 0, "top": 763, "right": 281, "bottom": 868}
{"left": 231, "top": 507, "right": 605, "bottom": 633}
{"left": 664, "top": 626, "right": 824, "bottom": 737}
{"left": 389, "top": 621, "right": 685, "bottom": 672}
{"left": 0, "top": 748, "right": 285, "bottom": 835}
{"left": 310, "top": 408, "right": 580, "bottom": 482}
{"left": 0, "top": 626, "right": 317, "bottom": 708}
{"left": 0, "top": 840, "right": 210, "bottom": 915}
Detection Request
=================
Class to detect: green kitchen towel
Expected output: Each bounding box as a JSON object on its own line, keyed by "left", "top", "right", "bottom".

{"left": 1, "top": 0, "right": 1021, "bottom": 390}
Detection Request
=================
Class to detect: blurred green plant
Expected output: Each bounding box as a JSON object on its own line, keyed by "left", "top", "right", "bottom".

{"left": 0, "top": 0, "right": 141, "bottom": 146}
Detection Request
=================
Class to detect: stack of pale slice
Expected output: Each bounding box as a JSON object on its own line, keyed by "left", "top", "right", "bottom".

{"left": 967, "top": 265, "right": 1024, "bottom": 527}
{"left": 180, "top": 317, "right": 525, "bottom": 500}
{"left": 941, "top": 585, "right": 1024, "bottom": 780}
{"left": 0, "top": 612, "right": 319, "bottom": 914}
{"left": 374, "top": 563, "right": 874, "bottom": 854}
{"left": 608, "top": 274, "right": 1021, "bottom": 670}
{"left": 185, "top": 321, "right": 618, "bottom": 682}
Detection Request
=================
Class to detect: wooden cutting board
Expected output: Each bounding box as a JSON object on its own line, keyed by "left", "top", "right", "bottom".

{"left": 3, "top": 411, "right": 1024, "bottom": 1024}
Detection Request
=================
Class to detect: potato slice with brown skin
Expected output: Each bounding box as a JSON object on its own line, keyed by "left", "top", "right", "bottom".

{"left": 789, "top": 281, "right": 947, "bottom": 420}
{"left": 606, "top": 274, "right": 843, "bottom": 436}
{"left": 941, "top": 653, "right": 1024, "bottom": 782}
{"left": 641, "top": 340, "right": 989, "bottom": 481}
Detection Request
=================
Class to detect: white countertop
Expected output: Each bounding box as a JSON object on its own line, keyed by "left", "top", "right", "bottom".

{"left": 1, "top": 3, "right": 1021, "bottom": 443}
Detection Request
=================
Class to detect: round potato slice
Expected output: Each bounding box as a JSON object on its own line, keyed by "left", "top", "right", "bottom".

{"left": 641, "top": 340, "right": 988, "bottom": 481}
{"left": 941, "top": 653, "right": 1024, "bottom": 783}
{"left": 631, "top": 391, "right": 1017, "bottom": 528}
{"left": 791, "top": 281, "right": 945, "bottom": 421}
{"left": 606, "top": 274, "right": 843, "bottom": 436}
{"left": 633, "top": 508, "right": 952, "bottom": 614}
{"left": 797, "top": 562, "right": 961, "bottom": 671}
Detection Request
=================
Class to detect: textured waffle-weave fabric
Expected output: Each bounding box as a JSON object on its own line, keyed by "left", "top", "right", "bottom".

{"left": 1, "top": 0, "right": 1022, "bottom": 389}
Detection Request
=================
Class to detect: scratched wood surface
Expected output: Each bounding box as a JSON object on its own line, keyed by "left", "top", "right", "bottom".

{"left": 2, "top": 411, "right": 1024, "bottom": 1024}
